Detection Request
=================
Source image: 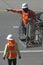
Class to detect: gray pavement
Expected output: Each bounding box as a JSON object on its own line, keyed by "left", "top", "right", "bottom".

{"left": 0, "top": 52, "right": 43, "bottom": 65}
{"left": 0, "top": 10, "right": 43, "bottom": 65}
{"left": 0, "top": 12, "right": 43, "bottom": 51}
{"left": 0, "top": 0, "right": 43, "bottom": 65}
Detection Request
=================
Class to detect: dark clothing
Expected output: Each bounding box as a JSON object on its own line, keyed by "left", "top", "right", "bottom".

{"left": 21, "top": 21, "right": 26, "bottom": 35}
{"left": 8, "top": 58, "right": 17, "bottom": 65}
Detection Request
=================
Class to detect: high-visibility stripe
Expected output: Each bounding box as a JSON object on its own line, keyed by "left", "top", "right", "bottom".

{"left": 0, "top": 50, "right": 43, "bottom": 53}
{"left": 0, "top": 10, "right": 7, "bottom": 12}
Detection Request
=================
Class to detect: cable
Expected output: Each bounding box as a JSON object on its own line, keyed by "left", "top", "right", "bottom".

{"left": 0, "top": 0, "right": 12, "bottom": 12}
{"left": 1, "top": 0, "right": 12, "bottom": 8}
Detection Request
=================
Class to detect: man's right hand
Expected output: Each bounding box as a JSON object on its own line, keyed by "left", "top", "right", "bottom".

{"left": 6, "top": 8, "right": 11, "bottom": 12}
{"left": 6, "top": 9, "right": 9, "bottom": 11}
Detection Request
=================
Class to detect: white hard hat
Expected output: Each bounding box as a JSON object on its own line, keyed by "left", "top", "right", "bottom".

{"left": 22, "top": 3, "right": 28, "bottom": 9}
{"left": 6, "top": 34, "right": 14, "bottom": 40}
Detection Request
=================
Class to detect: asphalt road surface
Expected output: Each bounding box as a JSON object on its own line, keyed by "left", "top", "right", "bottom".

{"left": 0, "top": 0, "right": 43, "bottom": 65}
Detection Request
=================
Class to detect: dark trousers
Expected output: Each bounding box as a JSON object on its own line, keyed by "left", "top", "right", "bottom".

{"left": 8, "top": 58, "right": 17, "bottom": 65}
{"left": 21, "top": 21, "right": 26, "bottom": 35}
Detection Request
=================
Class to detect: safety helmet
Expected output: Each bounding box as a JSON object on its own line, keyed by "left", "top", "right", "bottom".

{"left": 22, "top": 3, "right": 28, "bottom": 9}
{"left": 6, "top": 34, "right": 14, "bottom": 40}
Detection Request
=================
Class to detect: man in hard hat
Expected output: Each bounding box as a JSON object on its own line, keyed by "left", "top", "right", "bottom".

{"left": 7, "top": 3, "right": 36, "bottom": 45}
{"left": 3, "top": 34, "right": 21, "bottom": 65}
{"left": 7, "top": 3, "right": 36, "bottom": 44}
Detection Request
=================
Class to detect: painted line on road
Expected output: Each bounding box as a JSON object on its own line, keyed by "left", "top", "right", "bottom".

{"left": 13, "top": 26, "right": 19, "bottom": 28}
{"left": 20, "top": 50, "right": 43, "bottom": 53}
{"left": 0, "top": 50, "right": 43, "bottom": 53}
{"left": 0, "top": 10, "right": 43, "bottom": 12}
{"left": 19, "top": 40, "right": 26, "bottom": 48}
{"left": 0, "top": 10, "right": 7, "bottom": 12}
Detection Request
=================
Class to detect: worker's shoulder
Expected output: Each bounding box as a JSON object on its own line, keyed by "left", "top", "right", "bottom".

{"left": 29, "top": 9, "right": 35, "bottom": 13}
{"left": 5, "top": 44, "right": 8, "bottom": 48}
{"left": 15, "top": 41, "right": 18, "bottom": 45}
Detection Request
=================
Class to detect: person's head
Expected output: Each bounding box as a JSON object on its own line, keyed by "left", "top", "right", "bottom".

{"left": 6, "top": 34, "right": 14, "bottom": 45}
{"left": 22, "top": 3, "right": 28, "bottom": 12}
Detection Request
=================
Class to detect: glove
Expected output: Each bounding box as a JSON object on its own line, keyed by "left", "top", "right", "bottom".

{"left": 19, "top": 56, "right": 21, "bottom": 59}
{"left": 6, "top": 9, "right": 10, "bottom": 11}
{"left": 3, "top": 57, "right": 5, "bottom": 60}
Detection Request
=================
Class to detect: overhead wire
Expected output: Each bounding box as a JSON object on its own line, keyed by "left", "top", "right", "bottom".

{"left": 0, "top": 0, "right": 12, "bottom": 12}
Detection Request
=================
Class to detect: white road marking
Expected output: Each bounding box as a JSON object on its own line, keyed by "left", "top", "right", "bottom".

{"left": 0, "top": 9, "right": 43, "bottom": 12}
{"left": 20, "top": 50, "right": 43, "bottom": 53}
{"left": 0, "top": 50, "right": 43, "bottom": 53}
{"left": 0, "top": 10, "right": 7, "bottom": 12}
{"left": 13, "top": 26, "right": 19, "bottom": 28}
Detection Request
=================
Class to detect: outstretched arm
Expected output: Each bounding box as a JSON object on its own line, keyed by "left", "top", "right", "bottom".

{"left": 7, "top": 9, "right": 22, "bottom": 13}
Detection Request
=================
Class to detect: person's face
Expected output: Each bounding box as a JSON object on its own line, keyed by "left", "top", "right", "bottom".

{"left": 23, "top": 8, "right": 28, "bottom": 12}
{"left": 8, "top": 40, "right": 14, "bottom": 43}
{"left": 8, "top": 40, "right": 14, "bottom": 46}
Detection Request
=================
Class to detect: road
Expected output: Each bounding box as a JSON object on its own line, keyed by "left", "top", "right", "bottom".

{"left": 0, "top": 0, "right": 43, "bottom": 65}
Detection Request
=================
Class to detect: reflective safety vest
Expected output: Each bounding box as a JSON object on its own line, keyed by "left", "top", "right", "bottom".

{"left": 22, "top": 12, "right": 34, "bottom": 24}
{"left": 7, "top": 40, "right": 17, "bottom": 59}
{"left": 22, "top": 12, "right": 29, "bottom": 24}
{"left": 22, "top": 10, "right": 35, "bottom": 24}
{"left": 10, "top": 9, "right": 35, "bottom": 24}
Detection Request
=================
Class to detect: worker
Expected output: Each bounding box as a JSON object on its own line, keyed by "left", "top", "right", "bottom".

{"left": 3, "top": 34, "right": 21, "bottom": 65}
{"left": 7, "top": 3, "right": 36, "bottom": 47}
{"left": 7, "top": 3, "right": 36, "bottom": 35}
